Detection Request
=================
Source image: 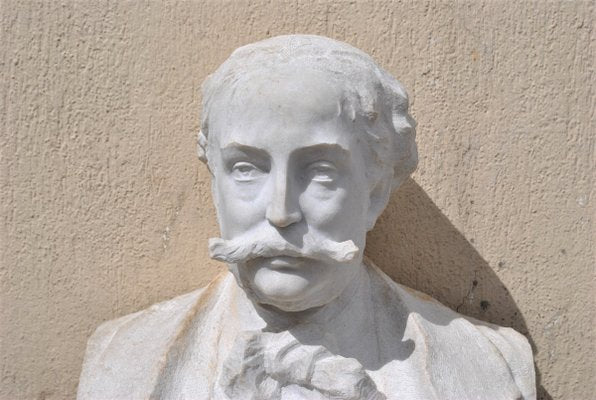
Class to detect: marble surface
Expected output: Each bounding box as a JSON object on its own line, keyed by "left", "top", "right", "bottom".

{"left": 78, "top": 35, "right": 535, "bottom": 399}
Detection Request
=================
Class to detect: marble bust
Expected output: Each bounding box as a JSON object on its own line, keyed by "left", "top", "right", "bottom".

{"left": 78, "top": 35, "right": 536, "bottom": 399}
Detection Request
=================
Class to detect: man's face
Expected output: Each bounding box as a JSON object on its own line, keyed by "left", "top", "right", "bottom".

{"left": 208, "top": 70, "right": 372, "bottom": 312}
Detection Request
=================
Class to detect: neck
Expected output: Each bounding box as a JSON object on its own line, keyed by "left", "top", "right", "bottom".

{"left": 247, "top": 264, "right": 376, "bottom": 358}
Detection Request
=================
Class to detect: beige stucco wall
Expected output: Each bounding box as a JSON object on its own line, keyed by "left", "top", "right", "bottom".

{"left": 1, "top": 1, "right": 593, "bottom": 399}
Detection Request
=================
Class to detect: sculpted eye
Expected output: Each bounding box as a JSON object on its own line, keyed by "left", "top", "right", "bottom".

{"left": 306, "top": 161, "right": 338, "bottom": 183}
{"left": 231, "top": 162, "right": 263, "bottom": 182}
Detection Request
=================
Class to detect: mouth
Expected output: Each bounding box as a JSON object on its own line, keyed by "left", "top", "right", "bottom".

{"left": 261, "top": 256, "right": 306, "bottom": 269}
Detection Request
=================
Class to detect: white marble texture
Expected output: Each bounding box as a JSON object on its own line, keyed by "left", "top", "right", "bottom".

{"left": 78, "top": 35, "right": 536, "bottom": 399}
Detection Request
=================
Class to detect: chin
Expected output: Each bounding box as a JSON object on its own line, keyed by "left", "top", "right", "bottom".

{"left": 249, "top": 267, "right": 325, "bottom": 312}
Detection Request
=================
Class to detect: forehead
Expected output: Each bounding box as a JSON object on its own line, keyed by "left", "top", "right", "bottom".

{"left": 208, "top": 68, "right": 352, "bottom": 144}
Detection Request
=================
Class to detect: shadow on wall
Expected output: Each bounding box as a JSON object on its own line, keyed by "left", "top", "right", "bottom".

{"left": 366, "top": 179, "right": 551, "bottom": 400}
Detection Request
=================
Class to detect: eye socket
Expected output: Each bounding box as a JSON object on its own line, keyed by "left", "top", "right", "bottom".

{"left": 231, "top": 161, "right": 263, "bottom": 182}
{"left": 306, "top": 161, "right": 338, "bottom": 183}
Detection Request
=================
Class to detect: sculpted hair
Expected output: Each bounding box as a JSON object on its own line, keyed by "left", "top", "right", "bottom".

{"left": 198, "top": 34, "right": 418, "bottom": 192}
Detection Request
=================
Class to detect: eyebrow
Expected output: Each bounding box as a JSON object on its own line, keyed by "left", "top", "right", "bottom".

{"left": 289, "top": 143, "right": 351, "bottom": 161}
{"left": 221, "top": 141, "right": 351, "bottom": 165}
{"left": 220, "top": 142, "right": 270, "bottom": 160}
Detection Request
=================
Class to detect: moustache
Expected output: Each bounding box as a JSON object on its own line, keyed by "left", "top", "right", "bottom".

{"left": 208, "top": 233, "right": 360, "bottom": 264}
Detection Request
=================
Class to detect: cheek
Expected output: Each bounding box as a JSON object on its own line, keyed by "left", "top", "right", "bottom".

{"left": 300, "top": 183, "right": 368, "bottom": 235}
{"left": 214, "top": 177, "right": 267, "bottom": 236}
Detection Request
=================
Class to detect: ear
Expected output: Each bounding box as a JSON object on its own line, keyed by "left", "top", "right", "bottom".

{"left": 197, "top": 130, "right": 208, "bottom": 163}
{"left": 198, "top": 130, "right": 216, "bottom": 177}
{"left": 366, "top": 179, "right": 392, "bottom": 231}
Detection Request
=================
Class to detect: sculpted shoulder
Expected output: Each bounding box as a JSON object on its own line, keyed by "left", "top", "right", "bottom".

{"left": 368, "top": 262, "right": 536, "bottom": 399}
{"left": 77, "top": 273, "right": 230, "bottom": 400}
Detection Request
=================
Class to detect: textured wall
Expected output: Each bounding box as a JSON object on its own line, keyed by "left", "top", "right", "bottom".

{"left": 1, "top": 1, "right": 593, "bottom": 399}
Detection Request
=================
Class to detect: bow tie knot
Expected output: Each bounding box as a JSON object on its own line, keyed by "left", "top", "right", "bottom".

{"left": 218, "top": 330, "right": 385, "bottom": 400}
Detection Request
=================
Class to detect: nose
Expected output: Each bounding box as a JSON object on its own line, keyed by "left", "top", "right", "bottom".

{"left": 266, "top": 169, "right": 302, "bottom": 228}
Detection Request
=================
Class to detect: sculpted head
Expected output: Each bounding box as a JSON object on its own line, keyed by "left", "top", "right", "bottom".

{"left": 198, "top": 35, "right": 417, "bottom": 313}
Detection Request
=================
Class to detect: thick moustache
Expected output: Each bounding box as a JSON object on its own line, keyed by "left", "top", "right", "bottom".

{"left": 208, "top": 236, "right": 359, "bottom": 264}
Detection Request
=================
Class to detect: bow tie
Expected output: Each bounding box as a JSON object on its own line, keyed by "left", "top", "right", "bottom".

{"left": 217, "top": 330, "right": 386, "bottom": 400}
